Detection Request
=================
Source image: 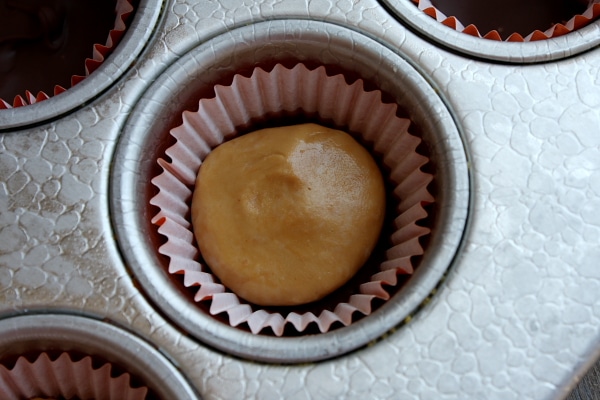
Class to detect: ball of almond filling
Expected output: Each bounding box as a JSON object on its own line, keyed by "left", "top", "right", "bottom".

{"left": 191, "top": 123, "right": 386, "bottom": 306}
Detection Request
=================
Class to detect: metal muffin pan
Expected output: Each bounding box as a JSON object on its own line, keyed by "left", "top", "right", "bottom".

{"left": 110, "top": 19, "right": 470, "bottom": 363}
{"left": 0, "top": 313, "right": 199, "bottom": 399}
{"left": 0, "top": 0, "right": 599, "bottom": 398}
{"left": 0, "top": 0, "right": 165, "bottom": 131}
{"left": 380, "top": 0, "right": 600, "bottom": 63}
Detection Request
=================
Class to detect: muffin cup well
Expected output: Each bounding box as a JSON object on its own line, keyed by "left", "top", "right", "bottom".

{"left": 0, "top": 0, "right": 162, "bottom": 130}
{"left": 0, "top": 0, "right": 134, "bottom": 109}
{"left": 150, "top": 63, "right": 434, "bottom": 336}
{"left": 412, "top": 0, "right": 600, "bottom": 41}
{"left": 0, "top": 314, "right": 199, "bottom": 400}
{"left": 381, "top": 0, "right": 600, "bottom": 62}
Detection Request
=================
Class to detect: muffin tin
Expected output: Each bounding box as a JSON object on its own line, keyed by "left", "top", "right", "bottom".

{"left": 1, "top": 0, "right": 599, "bottom": 398}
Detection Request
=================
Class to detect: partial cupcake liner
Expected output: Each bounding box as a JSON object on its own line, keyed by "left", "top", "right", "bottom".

{"left": 0, "top": 0, "right": 134, "bottom": 109}
{"left": 413, "top": 0, "right": 600, "bottom": 41}
{"left": 0, "top": 352, "right": 148, "bottom": 400}
{"left": 150, "top": 63, "right": 434, "bottom": 336}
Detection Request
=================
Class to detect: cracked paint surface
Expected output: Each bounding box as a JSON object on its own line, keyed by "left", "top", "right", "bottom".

{"left": 0, "top": 0, "right": 599, "bottom": 399}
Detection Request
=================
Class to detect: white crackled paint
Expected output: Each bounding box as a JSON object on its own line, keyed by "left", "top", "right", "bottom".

{"left": 0, "top": 0, "right": 599, "bottom": 399}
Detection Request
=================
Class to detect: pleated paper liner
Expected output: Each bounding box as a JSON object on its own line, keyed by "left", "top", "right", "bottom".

{"left": 150, "top": 63, "right": 434, "bottom": 337}
{"left": 0, "top": 0, "right": 135, "bottom": 109}
{"left": 413, "top": 0, "right": 600, "bottom": 41}
{"left": 0, "top": 352, "right": 148, "bottom": 400}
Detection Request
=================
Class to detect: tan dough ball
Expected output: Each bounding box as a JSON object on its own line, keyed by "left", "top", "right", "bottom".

{"left": 191, "top": 123, "right": 386, "bottom": 306}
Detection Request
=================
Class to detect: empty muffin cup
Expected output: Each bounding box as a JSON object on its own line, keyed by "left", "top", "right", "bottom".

{"left": 380, "top": 0, "right": 600, "bottom": 62}
{"left": 412, "top": 0, "right": 600, "bottom": 41}
{"left": 0, "top": 352, "right": 149, "bottom": 400}
{"left": 0, "top": 314, "right": 199, "bottom": 400}
{"left": 0, "top": 0, "right": 164, "bottom": 130}
{"left": 0, "top": 313, "right": 198, "bottom": 400}
{"left": 0, "top": 0, "right": 134, "bottom": 109}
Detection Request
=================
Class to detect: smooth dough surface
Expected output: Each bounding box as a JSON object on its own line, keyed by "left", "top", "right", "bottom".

{"left": 191, "top": 123, "right": 386, "bottom": 306}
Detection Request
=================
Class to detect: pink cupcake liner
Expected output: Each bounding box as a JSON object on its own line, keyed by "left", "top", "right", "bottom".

{"left": 0, "top": 352, "right": 148, "bottom": 400}
{"left": 0, "top": 0, "right": 134, "bottom": 109}
{"left": 413, "top": 0, "right": 600, "bottom": 41}
{"left": 150, "top": 63, "right": 434, "bottom": 336}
